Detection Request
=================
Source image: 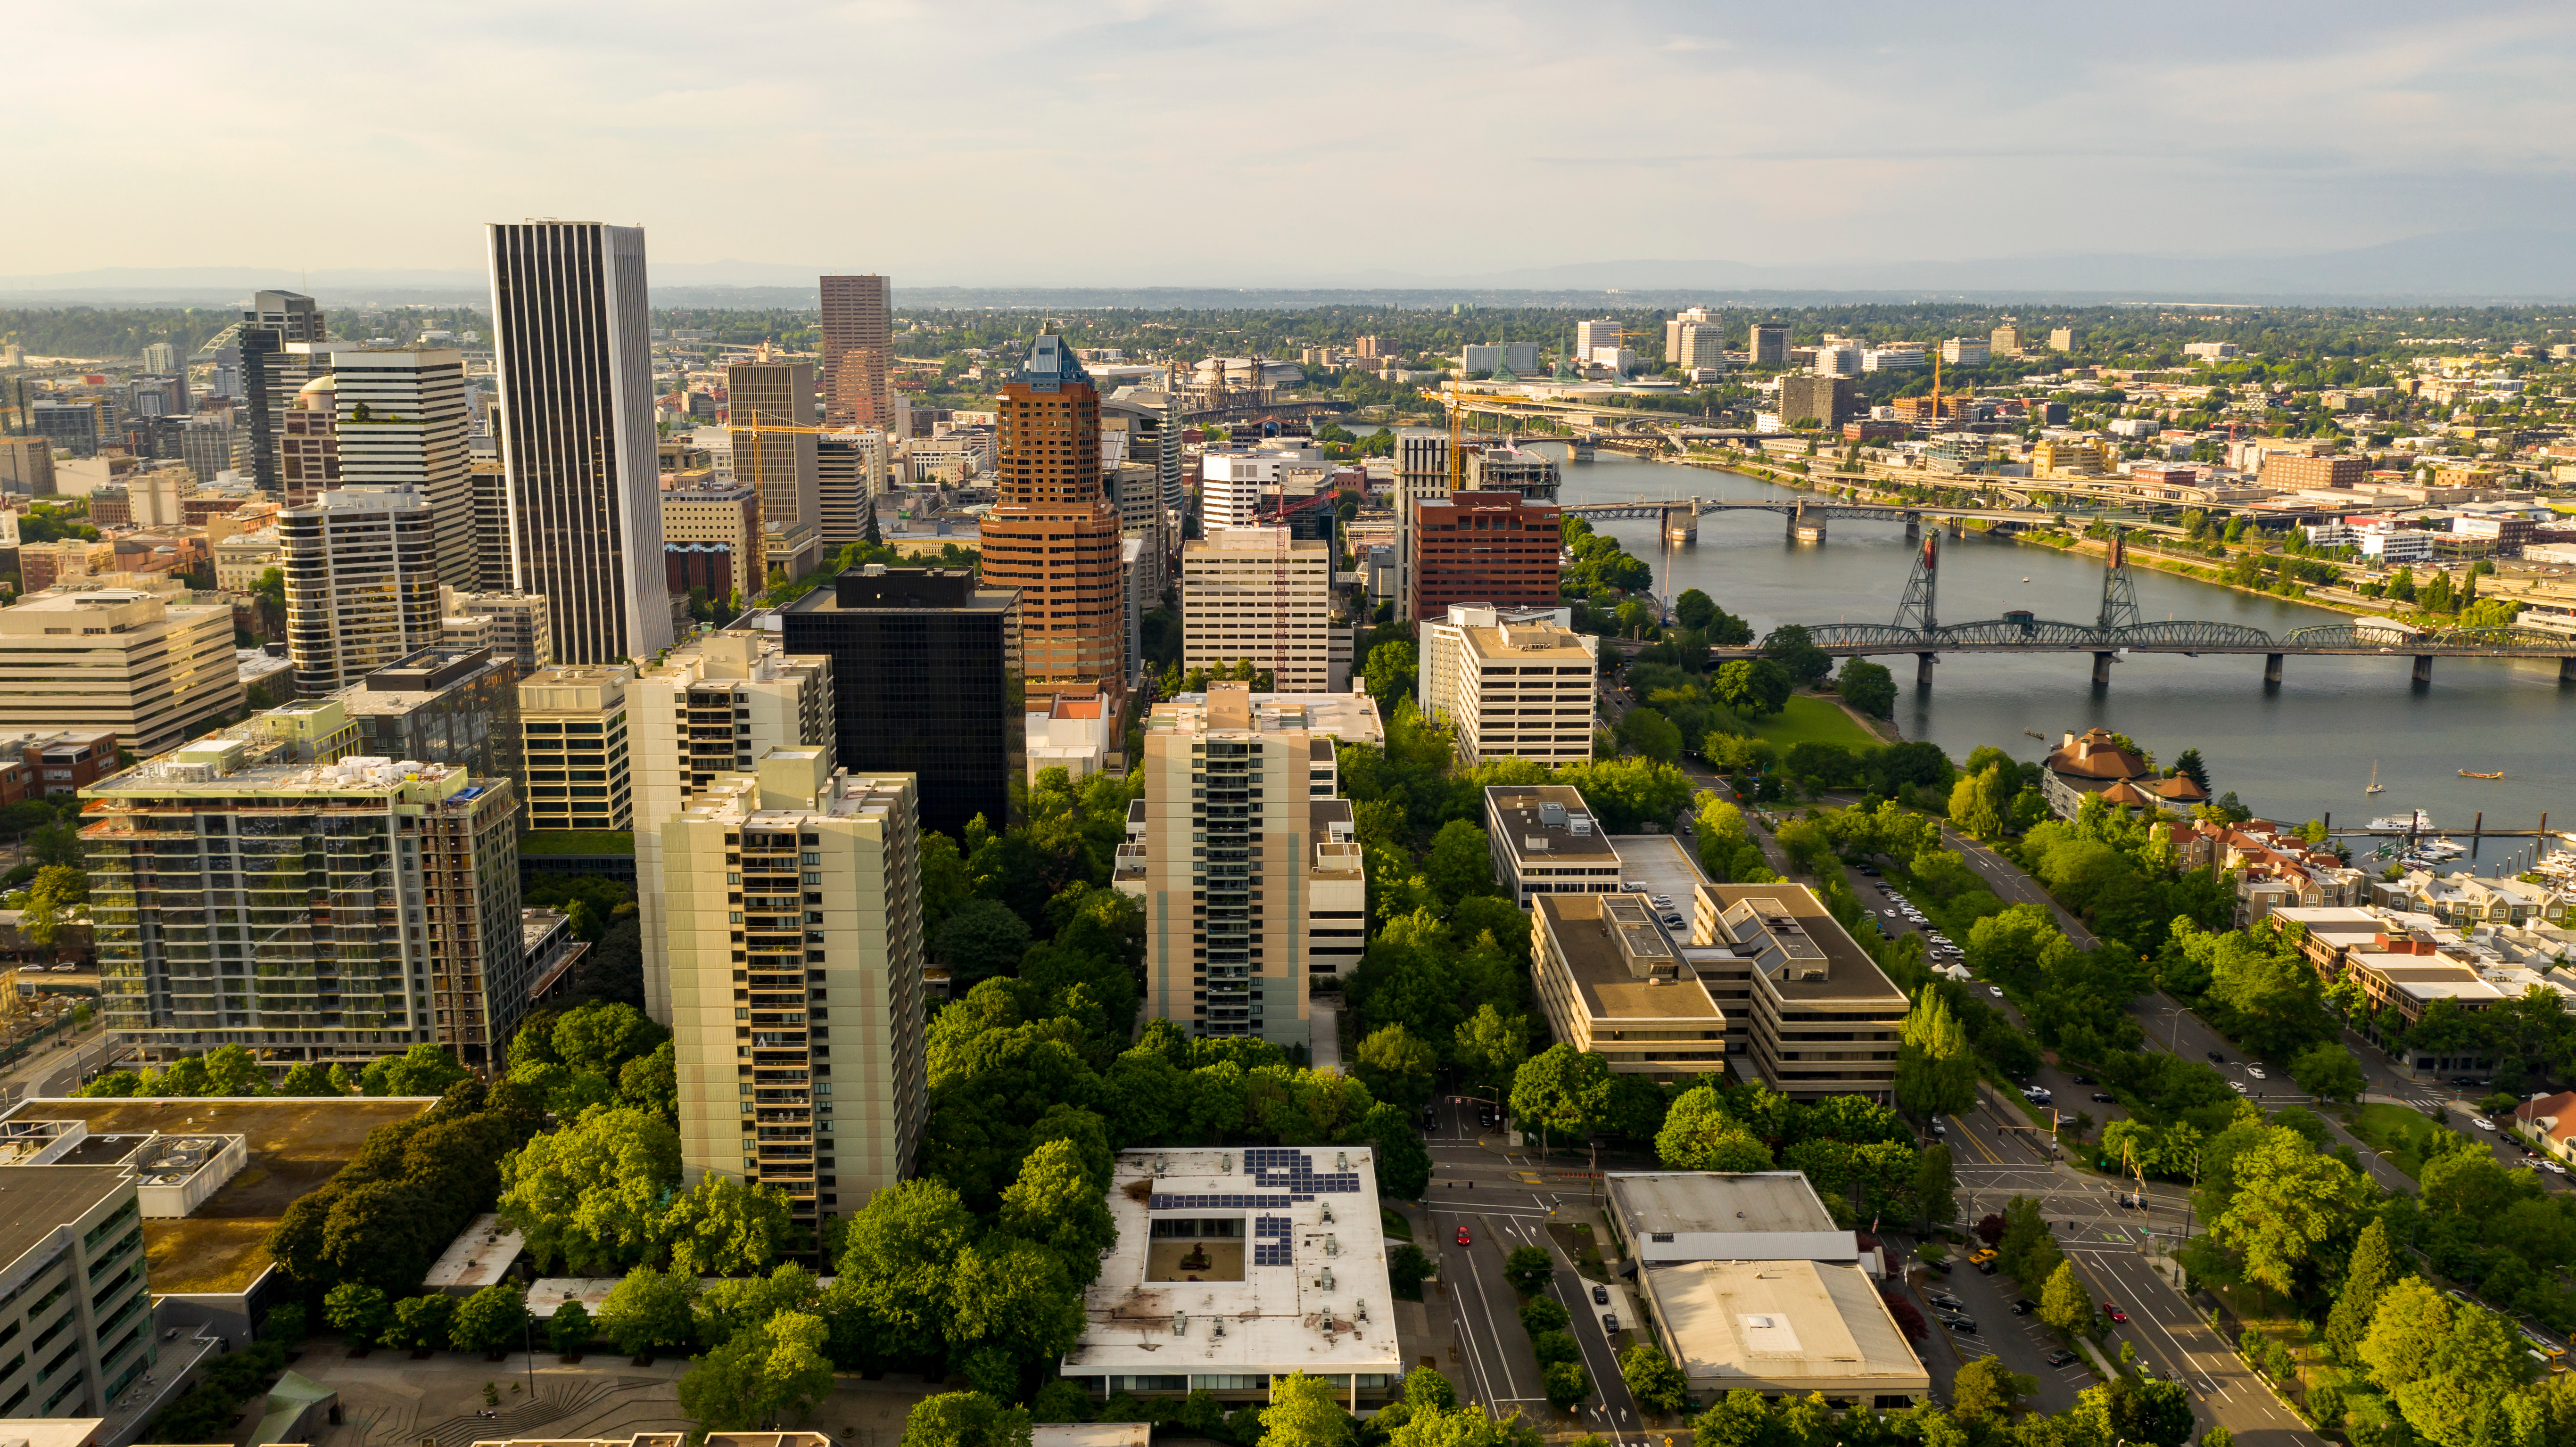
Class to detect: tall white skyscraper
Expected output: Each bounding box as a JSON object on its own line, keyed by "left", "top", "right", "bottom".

{"left": 487, "top": 222, "right": 672, "bottom": 664}
{"left": 331, "top": 348, "right": 476, "bottom": 589}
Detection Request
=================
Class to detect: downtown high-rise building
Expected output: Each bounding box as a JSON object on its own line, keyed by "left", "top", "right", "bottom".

{"left": 981, "top": 335, "right": 1125, "bottom": 707}
{"left": 1125, "top": 683, "right": 1376, "bottom": 1043}
{"left": 726, "top": 361, "right": 816, "bottom": 539}
{"left": 487, "top": 222, "right": 672, "bottom": 664}
{"left": 666, "top": 754, "right": 928, "bottom": 1227}
{"left": 280, "top": 489, "right": 445, "bottom": 697}
{"left": 330, "top": 348, "right": 477, "bottom": 589}
{"left": 633, "top": 628, "right": 836, "bottom": 1024}
{"left": 818, "top": 275, "right": 892, "bottom": 429}
{"left": 82, "top": 734, "right": 528, "bottom": 1068}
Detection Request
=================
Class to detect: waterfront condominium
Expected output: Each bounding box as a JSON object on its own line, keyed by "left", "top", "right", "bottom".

{"left": 486, "top": 221, "right": 672, "bottom": 664}
{"left": 279, "top": 488, "right": 444, "bottom": 697}
{"left": 1127, "top": 683, "right": 1377, "bottom": 1044}
{"left": 818, "top": 275, "right": 892, "bottom": 430}
{"left": 780, "top": 567, "right": 1022, "bottom": 840}
{"left": 726, "top": 361, "right": 818, "bottom": 537}
{"left": 633, "top": 627, "right": 836, "bottom": 1024}
{"left": 981, "top": 335, "right": 1126, "bottom": 708}
{"left": 81, "top": 736, "right": 527, "bottom": 1068}
{"left": 330, "top": 347, "right": 477, "bottom": 588}
{"left": 665, "top": 752, "right": 927, "bottom": 1227}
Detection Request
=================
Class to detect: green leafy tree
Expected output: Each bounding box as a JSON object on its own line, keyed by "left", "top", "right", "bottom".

{"left": 2040, "top": 1260, "right": 2095, "bottom": 1337}
{"left": 1914, "top": 1144, "right": 1957, "bottom": 1235}
{"left": 1452, "top": 1005, "right": 1530, "bottom": 1098}
{"left": 1503, "top": 1245, "right": 1553, "bottom": 1295}
{"left": 1389, "top": 1243, "right": 1433, "bottom": 1298}
{"left": 1616, "top": 707, "right": 1683, "bottom": 764}
{"left": 1423, "top": 820, "right": 1500, "bottom": 904}
{"left": 1761, "top": 625, "right": 1832, "bottom": 684}
{"left": 548, "top": 1301, "right": 594, "bottom": 1354}
{"left": 451, "top": 1283, "right": 528, "bottom": 1354}
{"left": 597, "top": 1265, "right": 698, "bottom": 1357}
{"left": 1713, "top": 658, "right": 1792, "bottom": 717}
{"left": 1619, "top": 1341, "right": 1690, "bottom": 1414}
{"left": 901, "top": 1392, "right": 1034, "bottom": 1447}
{"left": 1363, "top": 640, "right": 1420, "bottom": 714}
{"left": 1521, "top": 1296, "right": 1570, "bottom": 1333}
{"left": 678, "top": 1309, "right": 836, "bottom": 1430}
{"left": 275, "top": 1062, "right": 344, "bottom": 1096}
{"left": 1950, "top": 1357, "right": 2035, "bottom": 1423}
{"left": 933, "top": 898, "right": 1035, "bottom": 988}
{"left": 264, "top": 1302, "right": 307, "bottom": 1346}
{"left": 1836, "top": 658, "right": 1896, "bottom": 720}
{"left": 2209, "top": 1127, "right": 2374, "bottom": 1298}
{"left": 498, "top": 1104, "right": 680, "bottom": 1274}
{"left": 1352, "top": 1024, "right": 1439, "bottom": 1111}
{"left": 392, "top": 1293, "right": 455, "bottom": 1351}
{"left": 2325, "top": 1218, "right": 2398, "bottom": 1363}
{"left": 1261, "top": 1370, "right": 1355, "bottom": 1447}
{"left": 360, "top": 1042, "right": 471, "bottom": 1097}
{"left": 1895, "top": 990, "right": 1978, "bottom": 1118}
{"left": 664, "top": 1173, "right": 797, "bottom": 1277}
{"left": 1656, "top": 1085, "right": 1776, "bottom": 1172}
{"left": 324, "top": 1282, "right": 393, "bottom": 1347}
{"left": 1509, "top": 1044, "right": 1610, "bottom": 1154}
{"left": 2290, "top": 1042, "right": 2366, "bottom": 1103}
{"left": 1543, "top": 1360, "right": 1592, "bottom": 1410}
{"left": 999, "top": 1138, "right": 1119, "bottom": 1284}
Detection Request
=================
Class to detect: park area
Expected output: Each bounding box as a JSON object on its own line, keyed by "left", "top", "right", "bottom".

{"left": 1745, "top": 694, "right": 1886, "bottom": 751}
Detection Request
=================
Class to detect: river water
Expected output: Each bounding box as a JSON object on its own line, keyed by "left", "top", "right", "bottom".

{"left": 1454, "top": 439, "right": 2571, "bottom": 855}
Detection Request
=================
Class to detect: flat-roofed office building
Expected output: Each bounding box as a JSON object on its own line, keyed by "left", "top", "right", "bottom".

{"left": 1531, "top": 893, "right": 1730, "bottom": 1078}
{"left": 1418, "top": 608, "right": 1596, "bottom": 765}
{"left": 517, "top": 664, "right": 634, "bottom": 832}
{"left": 1485, "top": 785, "right": 1625, "bottom": 906}
{"left": 0, "top": 1165, "right": 156, "bottom": 1418}
{"left": 1686, "top": 883, "right": 1906, "bottom": 1101}
{"left": 0, "top": 584, "right": 241, "bottom": 755}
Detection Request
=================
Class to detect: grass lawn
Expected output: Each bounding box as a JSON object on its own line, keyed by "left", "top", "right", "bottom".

{"left": 2344, "top": 1102, "right": 2449, "bottom": 1178}
{"left": 1380, "top": 1206, "right": 1412, "bottom": 1242}
{"left": 1749, "top": 695, "right": 1883, "bottom": 750}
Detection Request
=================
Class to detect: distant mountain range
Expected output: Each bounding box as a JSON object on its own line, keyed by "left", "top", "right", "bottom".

{"left": 1, "top": 230, "right": 2566, "bottom": 308}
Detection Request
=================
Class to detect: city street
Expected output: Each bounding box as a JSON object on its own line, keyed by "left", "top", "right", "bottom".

{"left": 1422, "top": 1096, "right": 1648, "bottom": 1441}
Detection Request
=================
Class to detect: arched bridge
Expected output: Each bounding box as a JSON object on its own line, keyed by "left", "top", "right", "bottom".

{"left": 1720, "top": 528, "right": 2576, "bottom": 690}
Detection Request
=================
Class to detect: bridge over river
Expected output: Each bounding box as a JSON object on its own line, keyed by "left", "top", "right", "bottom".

{"left": 1702, "top": 528, "right": 2576, "bottom": 689}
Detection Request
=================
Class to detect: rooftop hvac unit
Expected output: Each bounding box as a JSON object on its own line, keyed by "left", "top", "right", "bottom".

{"left": 1172, "top": 1312, "right": 1188, "bottom": 1337}
{"left": 1325, "top": 1234, "right": 1339, "bottom": 1257}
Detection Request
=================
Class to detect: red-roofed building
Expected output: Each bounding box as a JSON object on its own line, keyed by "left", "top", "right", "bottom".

{"left": 2513, "top": 1092, "right": 2576, "bottom": 1163}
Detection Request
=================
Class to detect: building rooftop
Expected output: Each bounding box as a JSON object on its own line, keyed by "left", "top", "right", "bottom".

{"left": 0, "top": 1164, "right": 130, "bottom": 1275}
{"left": 1648, "top": 1258, "right": 1927, "bottom": 1395}
{"left": 423, "top": 1212, "right": 526, "bottom": 1293}
{"left": 1147, "top": 685, "right": 1384, "bottom": 746}
{"left": 2, "top": 1096, "right": 435, "bottom": 1296}
{"left": 1606, "top": 1171, "right": 1844, "bottom": 1239}
{"left": 1537, "top": 893, "right": 1724, "bottom": 1023}
{"left": 88, "top": 747, "right": 478, "bottom": 805}
{"left": 1693, "top": 883, "right": 1904, "bottom": 1005}
{"left": 1066, "top": 1147, "right": 1402, "bottom": 1380}
{"left": 1489, "top": 785, "right": 1619, "bottom": 863}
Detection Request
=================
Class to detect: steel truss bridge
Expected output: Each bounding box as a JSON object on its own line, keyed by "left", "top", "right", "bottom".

{"left": 1727, "top": 527, "right": 2576, "bottom": 689}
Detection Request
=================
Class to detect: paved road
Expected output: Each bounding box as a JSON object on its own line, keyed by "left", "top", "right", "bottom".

{"left": 0, "top": 1018, "right": 111, "bottom": 1109}
{"left": 1423, "top": 1098, "right": 1649, "bottom": 1442}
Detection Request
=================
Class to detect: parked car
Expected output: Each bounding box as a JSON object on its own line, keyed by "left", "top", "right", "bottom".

{"left": 1944, "top": 1316, "right": 1978, "bottom": 1334}
{"left": 2072, "top": 1074, "right": 2097, "bottom": 1085}
{"left": 1968, "top": 1248, "right": 1999, "bottom": 1266}
{"left": 2544, "top": 1161, "right": 2568, "bottom": 1176}
{"left": 2047, "top": 1348, "right": 2081, "bottom": 1368}
{"left": 2207, "top": 1050, "right": 2226, "bottom": 1063}
{"left": 2011, "top": 1299, "right": 2038, "bottom": 1315}
{"left": 1929, "top": 1291, "right": 1965, "bottom": 1311}
{"left": 2091, "top": 1092, "right": 2116, "bottom": 1103}
{"left": 2102, "top": 1301, "right": 2128, "bottom": 1324}
{"left": 1592, "top": 1284, "right": 1609, "bottom": 1305}
{"left": 1602, "top": 1313, "right": 1620, "bottom": 1333}
{"left": 1921, "top": 1256, "right": 1953, "bottom": 1276}
{"left": 2475, "top": 1117, "right": 2497, "bottom": 1133}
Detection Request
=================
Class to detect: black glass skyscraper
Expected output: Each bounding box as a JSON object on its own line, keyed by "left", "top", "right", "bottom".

{"left": 780, "top": 567, "right": 1022, "bottom": 839}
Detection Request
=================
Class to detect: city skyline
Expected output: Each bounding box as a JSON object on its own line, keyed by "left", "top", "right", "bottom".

{"left": 8, "top": 3, "right": 2576, "bottom": 291}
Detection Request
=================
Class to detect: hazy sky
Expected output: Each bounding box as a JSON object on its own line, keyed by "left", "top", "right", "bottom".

{"left": 18, "top": 0, "right": 2576, "bottom": 285}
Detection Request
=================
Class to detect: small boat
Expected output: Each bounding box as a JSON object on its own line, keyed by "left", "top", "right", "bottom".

{"left": 2023, "top": 729, "right": 2045, "bottom": 740}
{"left": 2021, "top": 576, "right": 2031, "bottom": 583}
{"left": 2366, "top": 761, "right": 2385, "bottom": 795}
{"left": 2460, "top": 770, "right": 2505, "bottom": 780}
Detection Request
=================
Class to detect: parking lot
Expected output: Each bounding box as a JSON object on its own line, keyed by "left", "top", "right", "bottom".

{"left": 1897, "top": 1250, "right": 2093, "bottom": 1414}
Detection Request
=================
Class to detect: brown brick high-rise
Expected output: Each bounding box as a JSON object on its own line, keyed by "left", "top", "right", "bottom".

{"left": 819, "top": 275, "right": 892, "bottom": 429}
{"left": 1410, "top": 490, "right": 1563, "bottom": 620}
{"left": 983, "top": 335, "right": 1125, "bottom": 707}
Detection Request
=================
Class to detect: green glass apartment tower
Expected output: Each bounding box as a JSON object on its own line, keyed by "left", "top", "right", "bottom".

{"left": 486, "top": 222, "right": 671, "bottom": 665}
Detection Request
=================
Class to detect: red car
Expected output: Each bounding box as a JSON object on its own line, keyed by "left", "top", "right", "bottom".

{"left": 2102, "top": 1301, "right": 2128, "bottom": 1324}
{"left": 1456, "top": 1226, "right": 1472, "bottom": 1246}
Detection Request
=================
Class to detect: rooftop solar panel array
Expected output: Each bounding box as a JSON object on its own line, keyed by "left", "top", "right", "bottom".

{"left": 1244, "top": 1147, "right": 1362, "bottom": 1199}
{"left": 1148, "top": 1193, "right": 1292, "bottom": 1211}
{"left": 1252, "top": 1215, "right": 1293, "bottom": 1266}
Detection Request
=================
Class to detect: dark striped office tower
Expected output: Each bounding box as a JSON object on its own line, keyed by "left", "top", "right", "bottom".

{"left": 486, "top": 221, "right": 672, "bottom": 664}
